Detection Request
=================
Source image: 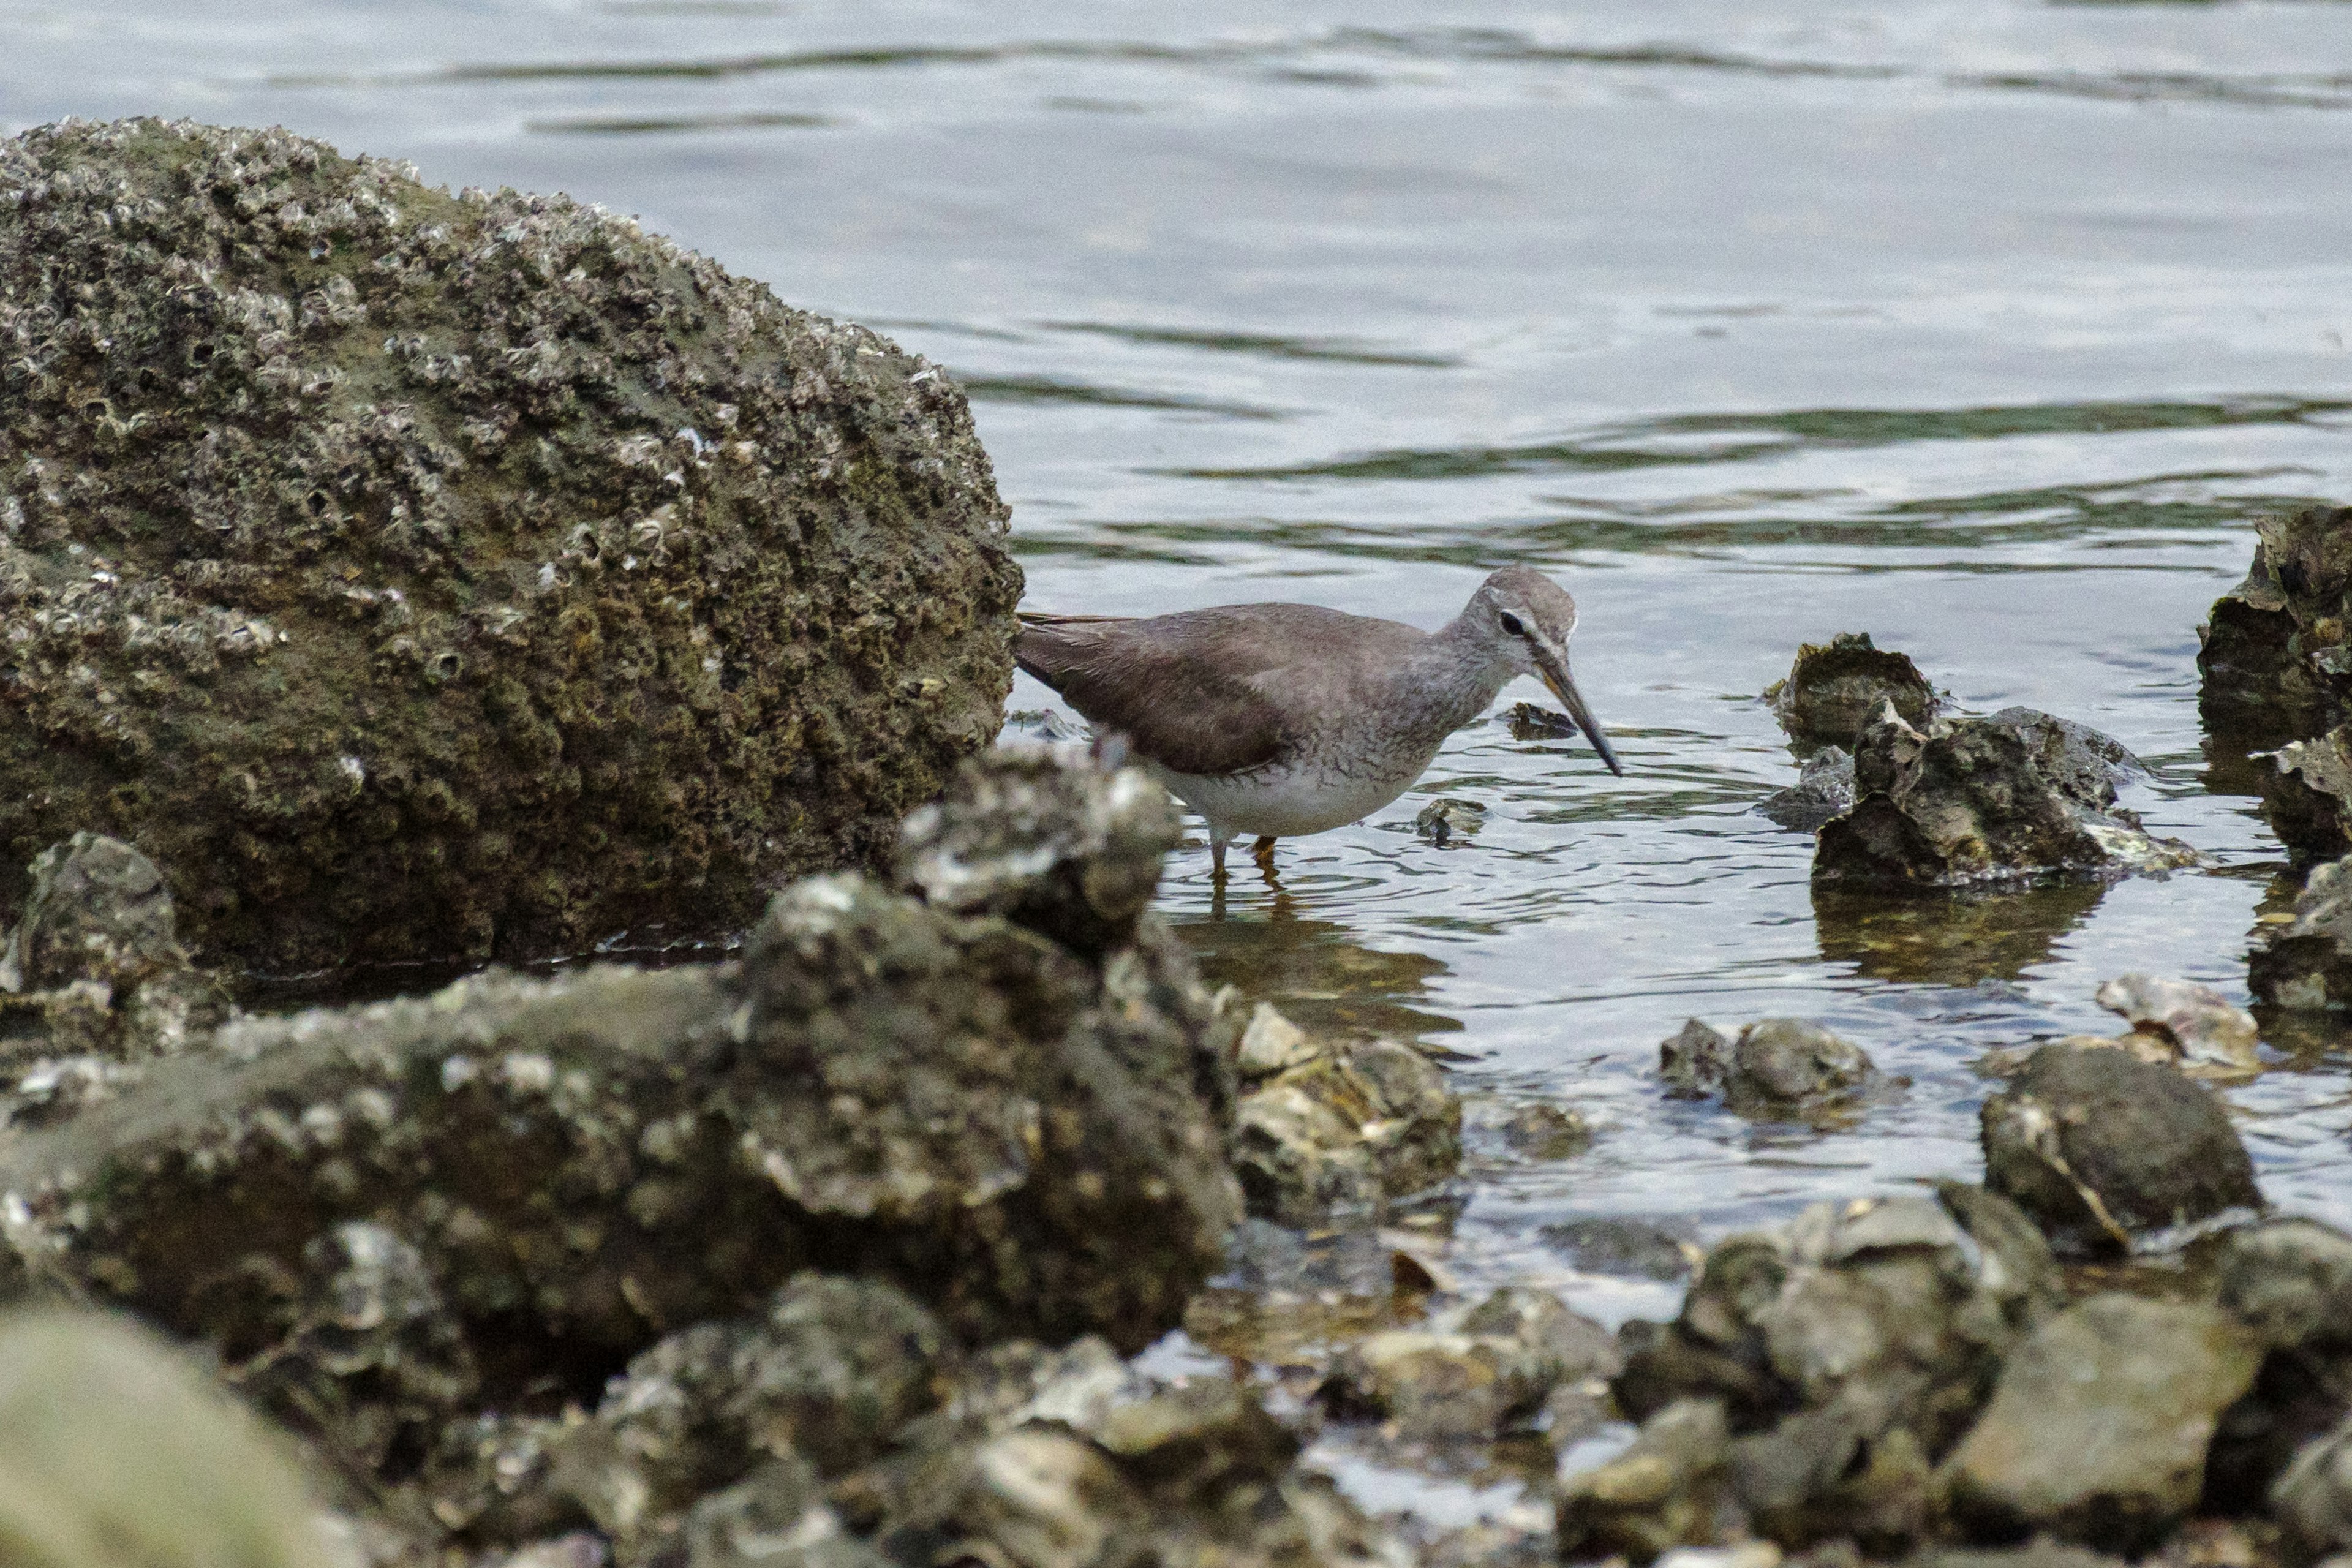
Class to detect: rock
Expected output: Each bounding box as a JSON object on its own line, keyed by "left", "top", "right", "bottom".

{"left": 1899, "top": 1545, "right": 2127, "bottom": 1568}
{"left": 1322, "top": 1286, "right": 1619, "bottom": 1443}
{"left": 1557, "top": 1398, "right": 1740, "bottom": 1562}
{"left": 1234, "top": 1002, "right": 1320, "bottom": 1080}
{"left": 1814, "top": 703, "right": 2196, "bottom": 888}
{"left": 2090, "top": 973, "right": 2261, "bottom": 1076}
{"left": 1542, "top": 1217, "right": 1699, "bottom": 1282}
{"left": 0, "top": 1310, "right": 332, "bottom": 1568}
{"left": 1507, "top": 701, "right": 1583, "bottom": 742}
{"left": 1229, "top": 1037, "right": 1461, "bottom": 1222}
{"left": 1415, "top": 797, "right": 1487, "bottom": 846}
{"left": 2197, "top": 503, "right": 2352, "bottom": 747}
{"left": 1498, "top": 1101, "right": 1593, "bottom": 1160}
{"left": 2261, "top": 725, "right": 2352, "bottom": 864}
{"left": 0, "top": 753, "right": 1240, "bottom": 1485}
{"left": 2206, "top": 1218, "right": 2352, "bottom": 1512}
{"left": 1761, "top": 748, "right": 1857, "bottom": 833}
{"left": 1980, "top": 1044, "right": 2261, "bottom": 1257}
{"left": 1729, "top": 1400, "right": 1932, "bottom": 1552}
{"left": 1616, "top": 1186, "right": 2062, "bottom": 1460}
{"left": 680, "top": 1457, "right": 887, "bottom": 1568}
{"left": 1660, "top": 1018, "right": 1880, "bottom": 1121}
{"left": 1938, "top": 1295, "right": 2262, "bottom": 1552}
{"left": 2273, "top": 1414, "right": 2352, "bottom": 1558}
{"left": 1765, "top": 634, "right": 1943, "bottom": 750}
{"left": 2252, "top": 853, "right": 2352, "bottom": 1010}
{"left": 0, "top": 118, "right": 1020, "bottom": 974}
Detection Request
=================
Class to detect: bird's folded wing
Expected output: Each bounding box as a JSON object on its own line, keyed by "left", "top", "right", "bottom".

{"left": 1014, "top": 612, "right": 1291, "bottom": 777}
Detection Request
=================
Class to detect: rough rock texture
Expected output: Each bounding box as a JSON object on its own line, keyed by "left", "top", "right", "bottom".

{"left": 1229, "top": 1035, "right": 1461, "bottom": 1222}
{"left": 2261, "top": 724, "right": 2352, "bottom": 864}
{"left": 1614, "top": 1188, "right": 2061, "bottom": 1489}
{"left": 2087, "top": 973, "right": 2260, "bottom": 1074}
{"left": 1319, "top": 1287, "right": 1618, "bottom": 1442}
{"left": 0, "top": 753, "right": 1240, "bottom": 1499}
{"left": 1660, "top": 1017, "right": 1881, "bottom": 1121}
{"left": 1761, "top": 746, "right": 1858, "bottom": 833}
{"left": 1556, "top": 1397, "right": 1738, "bottom": 1562}
{"left": 1765, "top": 634, "right": 1944, "bottom": 750}
{"left": 1813, "top": 704, "right": 2195, "bottom": 889}
{"left": 1980, "top": 1044, "right": 2260, "bottom": 1257}
{"left": 2272, "top": 1412, "right": 2352, "bottom": 1558}
{"left": 2250, "top": 853, "right": 2352, "bottom": 1010}
{"left": 2206, "top": 1218, "right": 2352, "bottom": 1514}
{"left": 1937, "top": 1295, "right": 2262, "bottom": 1553}
{"left": 2198, "top": 504, "right": 2352, "bottom": 747}
{"left": 0, "top": 118, "right": 1020, "bottom": 974}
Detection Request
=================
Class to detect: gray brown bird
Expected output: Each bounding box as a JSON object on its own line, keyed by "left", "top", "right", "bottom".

{"left": 1015, "top": 566, "right": 1621, "bottom": 876}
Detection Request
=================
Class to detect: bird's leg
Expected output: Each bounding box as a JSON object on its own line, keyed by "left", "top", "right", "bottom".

{"left": 1210, "top": 831, "right": 1232, "bottom": 881}
{"left": 1252, "top": 836, "right": 1279, "bottom": 873}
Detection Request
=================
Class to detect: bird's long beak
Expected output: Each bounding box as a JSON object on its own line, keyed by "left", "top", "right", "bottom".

{"left": 1531, "top": 640, "right": 1623, "bottom": 776}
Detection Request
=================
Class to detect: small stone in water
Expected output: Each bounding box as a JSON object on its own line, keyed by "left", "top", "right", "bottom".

{"left": 1499, "top": 1101, "right": 1593, "bottom": 1159}
{"left": 2091, "top": 972, "right": 2260, "bottom": 1074}
{"left": 1414, "top": 796, "right": 1487, "bottom": 846}
{"left": 1541, "top": 1217, "right": 1700, "bottom": 1282}
{"left": 1507, "top": 701, "right": 1583, "bottom": 741}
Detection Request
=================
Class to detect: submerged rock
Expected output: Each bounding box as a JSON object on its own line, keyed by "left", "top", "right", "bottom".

{"left": 1660, "top": 1018, "right": 1881, "bottom": 1121}
{"left": 1760, "top": 747, "right": 1858, "bottom": 833}
{"left": 2198, "top": 503, "right": 2352, "bottom": 747}
{"left": 1814, "top": 703, "right": 2195, "bottom": 888}
{"left": 1497, "top": 1100, "right": 1593, "bottom": 1160}
{"left": 0, "top": 118, "right": 1020, "bottom": 974}
{"left": 1542, "top": 1218, "right": 1699, "bottom": 1283}
{"left": 0, "top": 753, "right": 1238, "bottom": 1490}
{"left": 1937, "top": 1295, "right": 2261, "bottom": 1553}
{"left": 1414, "top": 797, "right": 1487, "bottom": 846}
{"left": 1980, "top": 1044, "right": 2260, "bottom": 1256}
{"left": 1765, "top": 634, "right": 1943, "bottom": 750}
{"left": 1229, "top": 1036, "right": 1461, "bottom": 1222}
{"left": 1506, "top": 701, "right": 1583, "bottom": 742}
{"left": 2249, "top": 853, "right": 2352, "bottom": 1010}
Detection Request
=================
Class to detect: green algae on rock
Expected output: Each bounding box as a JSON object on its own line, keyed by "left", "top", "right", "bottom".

{"left": 0, "top": 118, "right": 1020, "bottom": 974}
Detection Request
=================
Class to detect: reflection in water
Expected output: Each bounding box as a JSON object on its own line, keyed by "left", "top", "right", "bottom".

{"left": 1177, "top": 905, "right": 1458, "bottom": 1044}
{"left": 1813, "top": 880, "right": 2109, "bottom": 986}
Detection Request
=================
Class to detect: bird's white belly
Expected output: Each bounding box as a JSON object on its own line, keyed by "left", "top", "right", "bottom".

{"left": 1149, "top": 757, "right": 1425, "bottom": 839}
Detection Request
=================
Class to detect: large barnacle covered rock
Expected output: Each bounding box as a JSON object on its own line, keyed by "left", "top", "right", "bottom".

{"left": 1765, "top": 632, "right": 1944, "bottom": 750}
{"left": 0, "top": 118, "right": 1020, "bottom": 974}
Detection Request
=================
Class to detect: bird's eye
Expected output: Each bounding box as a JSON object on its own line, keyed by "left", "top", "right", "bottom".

{"left": 1498, "top": 612, "right": 1526, "bottom": 637}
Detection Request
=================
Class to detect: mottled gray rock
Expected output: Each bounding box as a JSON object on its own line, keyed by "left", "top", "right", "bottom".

{"left": 2263, "top": 725, "right": 2352, "bottom": 864}
{"left": 1938, "top": 1295, "right": 2261, "bottom": 1552}
{"left": 1899, "top": 1545, "right": 2127, "bottom": 1568}
{"left": 2198, "top": 503, "right": 2352, "bottom": 747}
{"left": 1980, "top": 1044, "right": 2261, "bottom": 1256}
{"left": 1229, "top": 1037, "right": 1460, "bottom": 1221}
{"left": 1761, "top": 747, "right": 1858, "bottom": 832}
{"left": 1542, "top": 1217, "right": 1698, "bottom": 1282}
{"left": 1765, "top": 634, "right": 1943, "bottom": 750}
{"left": 2251, "top": 853, "right": 2352, "bottom": 1010}
{"left": 2090, "top": 973, "right": 2259, "bottom": 1074}
{"left": 1557, "top": 1398, "right": 1740, "bottom": 1562}
{"left": 2274, "top": 1414, "right": 2352, "bottom": 1558}
{"left": 0, "top": 118, "right": 1020, "bottom": 974}
{"left": 2220, "top": 1218, "right": 2352, "bottom": 1352}
{"left": 1660, "top": 1017, "right": 1880, "bottom": 1121}
{"left": 680, "top": 1457, "right": 887, "bottom": 1568}
{"left": 1498, "top": 1101, "right": 1593, "bottom": 1160}
{"left": 1814, "top": 703, "right": 2195, "bottom": 888}
{"left": 1322, "top": 1287, "right": 1618, "bottom": 1442}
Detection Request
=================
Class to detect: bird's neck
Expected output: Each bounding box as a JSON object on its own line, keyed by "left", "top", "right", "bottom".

{"left": 1408, "top": 616, "right": 1520, "bottom": 731}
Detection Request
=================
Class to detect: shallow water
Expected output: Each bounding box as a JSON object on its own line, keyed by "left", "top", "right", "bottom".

{"left": 14, "top": 0, "right": 2352, "bottom": 1530}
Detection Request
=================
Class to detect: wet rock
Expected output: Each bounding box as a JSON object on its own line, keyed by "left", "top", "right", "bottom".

{"left": 1557, "top": 1397, "right": 1741, "bottom": 1562}
{"left": 1415, "top": 797, "right": 1487, "bottom": 846}
{"left": 0, "top": 118, "right": 1020, "bottom": 974}
{"left": 1230, "top": 1038, "right": 1461, "bottom": 1222}
{"left": 1542, "top": 1217, "right": 1699, "bottom": 1283}
{"left": 2206, "top": 1219, "right": 2352, "bottom": 1513}
{"left": 1660, "top": 1018, "right": 1881, "bottom": 1121}
{"left": 1322, "top": 1287, "right": 1619, "bottom": 1442}
{"left": 2197, "top": 503, "right": 2352, "bottom": 746}
{"left": 1761, "top": 748, "right": 1858, "bottom": 833}
{"left": 2272, "top": 1413, "right": 2352, "bottom": 1558}
{"left": 1498, "top": 1101, "right": 1593, "bottom": 1160}
{"left": 1235, "top": 1002, "right": 1321, "bottom": 1080}
{"left": 0, "top": 756, "right": 1239, "bottom": 1485}
{"left": 2082, "top": 973, "right": 2261, "bottom": 1076}
{"left": 680, "top": 1456, "right": 886, "bottom": 1568}
{"left": 1616, "top": 1186, "right": 2062, "bottom": 1457}
{"left": 1980, "top": 1044, "right": 2261, "bottom": 1257}
{"left": 1507, "top": 701, "right": 1583, "bottom": 742}
{"left": 1814, "top": 703, "right": 2196, "bottom": 889}
{"left": 0, "top": 832, "right": 227, "bottom": 1065}
{"left": 1765, "top": 634, "right": 1943, "bottom": 750}
{"left": 2261, "top": 726, "right": 2352, "bottom": 864}
{"left": 1938, "top": 1294, "right": 2261, "bottom": 1552}
{"left": 1729, "top": 1399, "right": 1932, "bottom": 1552}
{"left": 0, "top": 1308, "right": 332, "bottom": 1568}
{"left": 2250, "top": 853, "right": 2352, "bottom": 1011}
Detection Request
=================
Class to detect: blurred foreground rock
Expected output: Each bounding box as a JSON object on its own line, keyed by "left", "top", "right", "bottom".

{"left": 1813, "top": 703, "right": 2196, "bottom": 888}
{"left": 0, "top": 117, "right": 1020, "bottom": 974}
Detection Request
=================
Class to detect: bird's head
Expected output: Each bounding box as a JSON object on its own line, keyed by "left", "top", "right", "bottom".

{"left": 1467, "top": 566, "right": 1623, "bottom": 776}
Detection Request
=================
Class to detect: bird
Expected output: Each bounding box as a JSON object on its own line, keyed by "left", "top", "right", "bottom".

{"left": 1014, "top": 565, "right": 1621, "bottom": 878}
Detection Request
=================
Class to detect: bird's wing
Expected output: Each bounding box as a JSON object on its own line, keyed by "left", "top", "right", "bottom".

{"left": 1014, "top": 608, "right": 1312, "bottom": 777}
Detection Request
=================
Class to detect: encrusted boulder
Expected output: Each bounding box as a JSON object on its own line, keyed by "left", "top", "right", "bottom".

{"left": 1229, "top": 1030, "right": 1460, "bottom": 1222}
{"left": 0, "top": 117, "right": 1020, "bottom": 974}
{"left": 0, "top": 753, "right": 1240, "bottom": 1494}
{"left": 1765, "top": 633, "right": 1943, "bottom": 749}
{"left": 2250, "top": 852, "right": 2352, "bottom": 1011}
{"left": 2198, "top": 503, "right": 2352, "bottom": 747}
{"left": 1659, "top": 1017, "right": 1883, "bottom": 1122}
{"left": 1815, "top": 703, "right": 2193, "bottom": 888}
{"left": 1980, "top": 1044, "right": 2260, "bottom": 1257}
